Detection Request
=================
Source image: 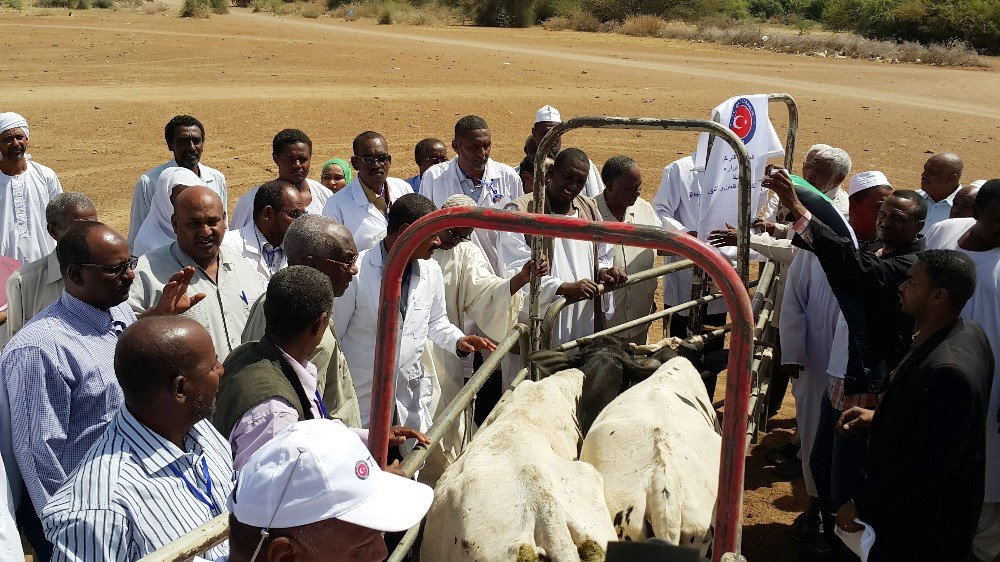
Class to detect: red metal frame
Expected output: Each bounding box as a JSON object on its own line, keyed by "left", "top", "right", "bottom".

{"left": 370, "top": 206, "right": 754, "bottom": 561}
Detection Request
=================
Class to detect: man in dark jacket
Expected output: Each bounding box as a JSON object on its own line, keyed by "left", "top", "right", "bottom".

{"left": 836, "top": 249, "right": 994, "bottom": 561}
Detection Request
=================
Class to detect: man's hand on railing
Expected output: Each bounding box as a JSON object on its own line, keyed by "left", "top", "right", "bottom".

{"left": 557, "top": 279, "right": 600, "bottom": 301}
{"left": 509, "top": 256, "right": 550, "bottom": 294}
{"left": 598, "top": 267, "right": 627, "bottom": 286}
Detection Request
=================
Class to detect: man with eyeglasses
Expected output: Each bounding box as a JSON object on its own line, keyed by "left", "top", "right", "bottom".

{"left": 230, "top": 129, "right": 330, "bottom": 231}
{"left": 322, "top": 131, "right": 413, "bottom": 253}
{"left": 405, "top": 138, "right": 447, "bottom": 194}
{"left": 242, "top": 215, "right": 363, "bottom": 428}
{"left": 0, "top": 221, "right": 138, "bottom": 560}
{"left": 42, "top": 316, "right": 233, "bottom": 561}
{"left": 222, "top": 180, "right": 306, "bottom": 283}
{"left": 419, "top": 115, "right": 523, "bottom": 274}
{"left": 130, "top": 186, "right": 266, "bottom": 363}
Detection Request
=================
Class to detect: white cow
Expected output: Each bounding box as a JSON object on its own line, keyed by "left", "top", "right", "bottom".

{"left": 580, "top": 356, "right": 720, "bottom": 555}
{"left": 420, "top": 368, "right": 617, "bottom": 562}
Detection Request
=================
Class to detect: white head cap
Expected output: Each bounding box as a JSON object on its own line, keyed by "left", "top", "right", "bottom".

{"left": 442, "top": 194, "right": 477, "bottom": 208}
{"left": 229, "top": 419, "right": 433, "bottom": 533}
{"left": 535, "top": 105, "right": 561, "bottom": 124}
{"left": 848, "top": 171, "right": 891, "bottom": 197}
{"left": 0, "top": 112, "right": 28, "bottom": 139}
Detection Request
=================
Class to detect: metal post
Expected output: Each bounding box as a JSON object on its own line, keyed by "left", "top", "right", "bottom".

{"left": 371, "top": 206, "right": 754, "bottom": 561}
{"left": 767, "top": 93, "right": 799, "bottom": 172}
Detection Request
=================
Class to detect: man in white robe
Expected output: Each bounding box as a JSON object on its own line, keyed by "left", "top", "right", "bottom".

{"left": 0, "top": 112, "right": 62, "bottom": 265}
{"left": 230, "top": 129, "right": 331, "bottom": 228}
{"left": 923, "top": 179, "right": 1000, "bottom": 561}
{"left": 594, "top": 156, "right": 659, "bottom": 345}
{"left": 322, "top": 131, "right": 412, "bottom": 252}
{"left": 4, "top": 193, "right": 97, "bottom": 346}
{"left": 499, "top": 148, "right": 624, "bottom": 348}
{"left": 333, "top": 194, "right": 494, "bottom": 436}
{"left": 420, "top": 115, "right": 523, "bottom": 274}
{"left": 128, "top": 115, "right": 227, "bottom": 248}
{"left": 221, "top": 180, "right": 304, "bottom": 282}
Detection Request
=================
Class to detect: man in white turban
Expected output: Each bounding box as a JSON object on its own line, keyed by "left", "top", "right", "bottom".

{"left": 132, "top": 167, "right": 208, "bottom": 256}
{"left": 0, "top": 112, "right": 63, "bottom": 264}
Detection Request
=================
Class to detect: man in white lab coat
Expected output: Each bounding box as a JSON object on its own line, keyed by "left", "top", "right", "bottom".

{"left": 322, "top": 131, "right": 413, "bottom": 252}
{"left": 221, "top": 180, "right": 306, "bottom": 283}
{"left": 419, "top": 115, "right": 523, "bottom": 273}
{"left": 500, "top": 148, "right": 626, "bottom": 347}
{"left": 333, "top": 194, "right": 495, "bottom": 435}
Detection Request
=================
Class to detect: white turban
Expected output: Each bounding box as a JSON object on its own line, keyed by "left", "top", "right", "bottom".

{"left": 442, "top": 194, "right": 477, "bottom": 208}
{"left": 133, "top": 167, "right": 207, "bottom": 255}
{"left": 0, "top": 113, "right": 28, "bottom": 138}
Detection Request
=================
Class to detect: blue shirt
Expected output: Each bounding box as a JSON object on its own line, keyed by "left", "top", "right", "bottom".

{"left": 406, "top": 174, "right": 421, "bottom": 194}
{"left": 0, "top": 291, "right": 134, "bottom": 515}
{"left": 42, "top": 408, "right": 233, "bottom": 562}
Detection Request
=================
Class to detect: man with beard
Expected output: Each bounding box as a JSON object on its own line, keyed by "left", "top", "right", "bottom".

{"left": 322, "top": 131, "right": 413, "bottom": 252}
{"left": 42, "top": 317, "right": 234, "bottom": 561}
{"left": 0, "top": 222, "right": 137, "bottom": 560}
{"left": 419, "top": 115, "right": 523, "bottom": 273}
{"left": 129, "top": 115, "right": 228, "bottom": 249}
{"left": 130, "top": 186, "right": 265, "bottom": 362}
{"left": 230, "top": 129, "right": 331, "bottom": 229}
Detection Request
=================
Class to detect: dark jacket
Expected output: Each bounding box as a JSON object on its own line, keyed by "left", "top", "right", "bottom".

{"left": 855, "top": 319, "right": 994, "bottom": 561}
{"left": 794, "top": 218, "right": 923, "bottom": 394}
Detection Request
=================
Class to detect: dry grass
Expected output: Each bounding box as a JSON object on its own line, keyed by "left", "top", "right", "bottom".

{"left": 329, "top": 0, "right": 460, "bottom": 25}
{"left": 615, "top": 14, "right": 665, "bottom": 36}
{"left": 542, "top": 8, "right": 601, "bottom": 32}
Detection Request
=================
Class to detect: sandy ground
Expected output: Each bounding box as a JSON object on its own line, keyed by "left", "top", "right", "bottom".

{"left": 3, "top": 7, "right": 999, "bottom": 560}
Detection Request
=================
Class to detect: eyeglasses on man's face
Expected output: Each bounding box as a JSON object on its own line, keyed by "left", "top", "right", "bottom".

{"left": 322, "top": 253, "right": 358, "bottom": 270}
{"left": 78, "top": 256, "right": 139, "bottom": 277}
{"left": 356, "top": 155, "right": 391, "bottom": 166}
{"left": 280, "top": 208, "right": 308, "bottom": 220}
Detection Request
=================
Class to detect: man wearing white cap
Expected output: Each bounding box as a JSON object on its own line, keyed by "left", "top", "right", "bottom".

{"left": 531, "top": 105, "right": 604, "bottom": 197}
{"left": 419, "top": 115, "right": 523, "bottom": 274}
{"left": 0, "top": 112, "right": 63, "bottom": 264}
{"left": 847, "top": 170, "right": 893, "bottom": 244}
{"left": 224, "top": 418, "right": 433, "bottom": 562}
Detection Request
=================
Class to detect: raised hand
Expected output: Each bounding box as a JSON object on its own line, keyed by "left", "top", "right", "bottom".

{"left": 145, "top": 266, "right": 207, "bottom": 317}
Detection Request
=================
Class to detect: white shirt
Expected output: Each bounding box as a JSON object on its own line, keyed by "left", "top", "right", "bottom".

{"left": 129, "top": 161, "right": 228, "bottom": 247}
{"left": 220, "top": 222, "right": 287, "bottom": 283}
{"left": 924, "top": 217, "right": 1000, "bottom": 501}
{"left": 229, "top": 179, "right": 329, "bottom": 231}
{"left": 582, "top": 159, "right": 605, "bottom": 198}
{"left": 321, "top": 177, "right": 413, "bottom": 252}
{"left": 497, "top": 209, "right": 613, "bottom": 347}
{"left": 420, "top": 157, "right": 524, "bottom": 273}
{"left": 333, "top": 246, "right": 464, "bottom": 432}
{"left": 595, "top": 194, "right": 659, "bottom": 343}
{"left": 2, "top": 251, "right": 63, "bottom": 347}
{"left": 129, "top": 243, "right": 266, "bottom": 362}
{"left": 918, "top": 186, "right": 963, "bottom": 235}
{"left": 0, "top": 161, "right": 61, "bottom": 264}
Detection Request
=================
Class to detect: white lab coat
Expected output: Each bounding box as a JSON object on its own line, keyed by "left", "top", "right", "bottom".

{"left": 420, "top": 157, "right": 523, "bottom": 273}
{"left": 229, "top": 179, "right": 330, "bottom": 231}
{"left": 220, "top": 222, "right": 286, "bottom": 283}
{"left": 333, "top": 246, "right": 464, "bottom": 433}
{"left": 321, "top": 177, "right": 413, "bottom": 252}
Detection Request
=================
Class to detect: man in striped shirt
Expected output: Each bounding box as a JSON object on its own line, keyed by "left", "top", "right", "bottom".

{"left": 42, "top": 316, "right": 233, "bottom": 561}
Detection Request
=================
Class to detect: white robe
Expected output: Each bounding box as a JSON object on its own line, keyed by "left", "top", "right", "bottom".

{"left": 0, "top": 161, "right": 61, "bottom": 264}
{"left": 128, "top": 161, "right": 227, "bottom": 248}
{"left": 925, "top": 217, "right": 1000, "bottom": 501}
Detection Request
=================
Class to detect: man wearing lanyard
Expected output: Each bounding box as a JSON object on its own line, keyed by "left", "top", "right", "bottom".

{"left": 216, "top": 266, "right": 429, "bottom": 470}
{"left": 41, "top": 316, "right": 233, "bottom": 561}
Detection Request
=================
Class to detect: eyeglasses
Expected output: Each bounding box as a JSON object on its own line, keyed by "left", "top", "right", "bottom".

{"left": 356, "top": 155, "right": 391, "bottom": 166}
{"left": 446, "top": 229, "right": 472, "bottom": 242}
{"left": 78, "top": 256, "right": 138, "bottom": 277}
{"left": 420, "top": 156, "right": 447, "bottom": 166}
{"left": 322, "top": 254, "right": 358, "bottom": 270}
{"left": 280, "top": 208, "right": 308, "bottom": 219}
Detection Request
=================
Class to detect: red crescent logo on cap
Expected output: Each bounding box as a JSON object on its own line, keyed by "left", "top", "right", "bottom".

{"left": 355, "top": 460, "right": 370, "bottom": 480}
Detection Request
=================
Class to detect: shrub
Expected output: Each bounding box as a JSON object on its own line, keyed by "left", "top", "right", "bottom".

{"left": 2, "top": 0, "right": 23, "bottom": 9}
{"left": 618, "top": 14, "right": 664, "bottom": 36}
{"left": 180, "top": 0, "right": 212, "bottom": 16}
{"left": 300, "top": 1, "right": 322, "bottom": 15}
{"left": 92, "top": 0, "right": 114, "bottom": 7}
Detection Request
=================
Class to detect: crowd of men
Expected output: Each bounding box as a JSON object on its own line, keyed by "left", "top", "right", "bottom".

{"left": 0, "top": 104, "right": 997, "bottom": 562}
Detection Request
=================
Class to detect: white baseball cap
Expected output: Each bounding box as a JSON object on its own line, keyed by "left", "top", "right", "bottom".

{"left": 229, "top": 419, "right": 433, "bottom": 533}
{"left": 535, "top": 105, "right": 561, "bottom": 124}
{"left": 848, "top": 171, "right": 891, "bottom": 197}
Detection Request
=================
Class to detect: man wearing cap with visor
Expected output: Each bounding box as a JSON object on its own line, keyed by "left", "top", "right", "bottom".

{"left": 223, "top": 419, "right": 433, "bottom": 562}
{"left": 530, "top": 105, "right": 604, "bottom": 197}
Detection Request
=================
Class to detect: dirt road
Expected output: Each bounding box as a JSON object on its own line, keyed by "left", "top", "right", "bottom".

{"left": 3, "top": 8, "right": 998, "bottom": 559}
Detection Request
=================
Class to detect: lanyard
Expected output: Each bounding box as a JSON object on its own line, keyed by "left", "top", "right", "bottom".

{"left": 169, "top": 458, "right": 220, "bottom": 516}
{"left": 314, "top": 389, "right": 328, "bottom": 419}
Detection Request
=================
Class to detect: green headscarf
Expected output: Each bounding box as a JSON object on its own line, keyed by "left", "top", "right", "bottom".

{"left": 321, "top": 157, "right": 352, "bottom": 185}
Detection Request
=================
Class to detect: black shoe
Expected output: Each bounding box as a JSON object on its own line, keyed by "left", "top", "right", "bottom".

{"left": 765, "top": 441, "right": 800, "bottom": 465}
{"left": 772, "top": 456, "right": 804, "bottom": 480}
{"left": 789, "top": 512, "right": 822, "bottom": 542}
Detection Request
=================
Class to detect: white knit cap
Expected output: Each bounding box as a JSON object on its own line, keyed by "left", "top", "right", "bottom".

{"left": 848, "top": 171, "right": 891, "bottom": 197}
{"left": 229, "top": 419, "right": 432, "bottom": 533}
{"left": 535, "top": 105, "right": 561, "bottom": 124}
{"left": 442, "top": 194, "right": 477, "bottom": 208}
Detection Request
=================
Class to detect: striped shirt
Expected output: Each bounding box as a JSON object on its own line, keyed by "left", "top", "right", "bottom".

{"left": 42, "top": 408, "right": 233, "bottom": 561}
{"left": 0, "top": 291, "right": 134, "bottom": 515}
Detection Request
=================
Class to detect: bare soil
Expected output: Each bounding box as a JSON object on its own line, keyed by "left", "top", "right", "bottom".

{"left": 4, "top": 8, "right": 998, "bottom": 560}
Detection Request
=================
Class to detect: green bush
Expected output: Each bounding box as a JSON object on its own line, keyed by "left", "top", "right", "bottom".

{"left": 2, "top": 0, "right": 24, "bottom": 9}
{"left": 583, "top": 0, "right": 747, "bottom": 22}
{"left": 181, "top": 0, "right": 218, "bottom": 16}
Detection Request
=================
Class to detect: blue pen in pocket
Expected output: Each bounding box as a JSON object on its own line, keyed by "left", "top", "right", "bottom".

{"left": 240, "top": 290, "right": 248, "bottom": 305}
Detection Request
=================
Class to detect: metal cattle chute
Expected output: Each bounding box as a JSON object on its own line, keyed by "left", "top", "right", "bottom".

{"left": 140, "top": 95, "right": 798, "bottom": 562}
